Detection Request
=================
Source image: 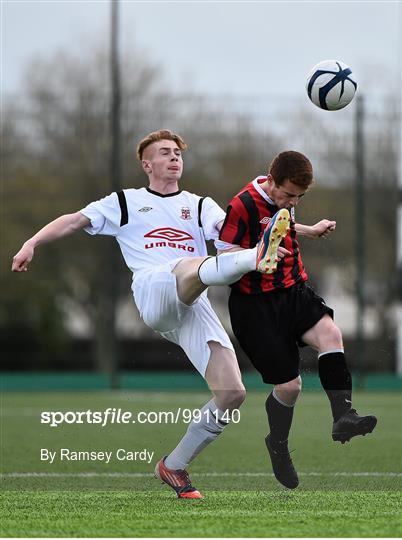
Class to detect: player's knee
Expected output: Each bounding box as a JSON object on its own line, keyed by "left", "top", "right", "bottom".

{"left": 321, "top": 320, "right": 343, "bottom": 349}
{"left": 231, "top": 386, "right": 246, "bottom": 408}
{"left": 330, "top": 325, "right": 343, "bottom": 346}
{"left": 286, "top": 379, "right": 302, "bottom": 400}
{"left": 277, "top": 376, "right": 302, "bottom": 404}
{"left": 216, "top": 386, "right": 246, "bottom": 411}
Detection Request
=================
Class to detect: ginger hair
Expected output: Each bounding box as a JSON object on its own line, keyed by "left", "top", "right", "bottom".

{"left": 136, "top": 129, "right": 187, "bottom": 161}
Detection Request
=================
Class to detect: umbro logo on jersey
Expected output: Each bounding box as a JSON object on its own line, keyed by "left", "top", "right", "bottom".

{"left": 144, "top": 227, "right": 195, "bottom": 253}
{"left": 260, "top": 217, "right": 271, "bottom": 225}
{"left": 138, "top": 207, "right": 153, "bottom": 212}
{"left": 144, "top": 227, "right": 194, "bottom": 242}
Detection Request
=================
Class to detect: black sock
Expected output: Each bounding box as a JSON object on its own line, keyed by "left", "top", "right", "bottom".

{"left": 318, "top": 351, "right": 352, "bottom": 422}
{"left": 265, "top": 391, "right": 294, "bottom": 446}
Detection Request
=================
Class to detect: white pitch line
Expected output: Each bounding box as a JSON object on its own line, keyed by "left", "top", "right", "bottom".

{"left": 1, "top": 471, "right": 401, "bottom": 478}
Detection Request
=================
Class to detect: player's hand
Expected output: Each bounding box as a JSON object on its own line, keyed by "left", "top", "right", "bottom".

{"left": 277, "top": 246, "right": 292, "bottom": 260}
{"left": 311, "top": 220, "right": 336, "bottom": 238}
{"left": 12, "top": 242, "right": 35, "bottom": 272}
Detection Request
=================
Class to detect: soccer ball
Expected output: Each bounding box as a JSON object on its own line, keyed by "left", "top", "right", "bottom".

{"left": 306, "top": 60, "right": 357, "bottom": 111}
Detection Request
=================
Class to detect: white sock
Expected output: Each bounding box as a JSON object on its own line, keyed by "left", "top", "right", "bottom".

{"left": 198, "top": 248, "right": 257, "bottom": 286}
{"left": 164, "top": 399, "right": 229, "bottom": 470}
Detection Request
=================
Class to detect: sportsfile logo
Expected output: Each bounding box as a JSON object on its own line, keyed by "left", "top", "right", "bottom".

{"left": 144, "top": 227, "right": 195, "bottom": 252}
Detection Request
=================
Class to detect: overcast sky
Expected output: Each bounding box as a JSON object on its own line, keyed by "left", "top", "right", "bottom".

{"left": 2, "top": 1, "right": 401, "bottom": 99}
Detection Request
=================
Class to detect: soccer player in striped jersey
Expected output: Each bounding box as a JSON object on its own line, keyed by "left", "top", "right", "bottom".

{"left": 217, "top": 151, "right": 377, "bottom": 489}
{"left": 12, "top": 129, "right": 290, "bottom": 499}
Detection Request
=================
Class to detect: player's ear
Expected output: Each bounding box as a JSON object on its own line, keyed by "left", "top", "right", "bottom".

{"left": 142, "top": 160, "right": 152, "bottom": 174}
{"left": 267, "top": 174, "right": 274, "bottom": 184}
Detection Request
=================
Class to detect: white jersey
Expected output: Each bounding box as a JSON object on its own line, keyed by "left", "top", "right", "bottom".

{"left": 80, "top": 187, "right": 225, "bottom": 274}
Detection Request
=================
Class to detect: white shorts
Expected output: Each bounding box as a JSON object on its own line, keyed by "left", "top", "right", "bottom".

{"left": 132, "top": 260, "right": 234, "bottom": 377}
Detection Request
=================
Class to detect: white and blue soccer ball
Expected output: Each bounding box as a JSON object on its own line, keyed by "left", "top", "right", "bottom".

{"left": 306, "top": 60, "right": 357, "bottom": 111}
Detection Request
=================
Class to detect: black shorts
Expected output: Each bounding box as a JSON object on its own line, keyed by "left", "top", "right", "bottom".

{"left": 228, "top": 282, "right": 334, "bottom": 385}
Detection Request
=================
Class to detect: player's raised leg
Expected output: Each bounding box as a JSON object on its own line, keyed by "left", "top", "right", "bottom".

{"left": 173, "top": 212, "right": 291, "bottom": 306}
{"left": 172, "top": 253, "right": 257, "bottom": 305}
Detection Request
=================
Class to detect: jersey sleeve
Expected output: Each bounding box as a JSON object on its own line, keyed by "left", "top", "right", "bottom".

{"left": 218, "top": 198, "right": 248, "bottom": 246}
{"left": 200, "top": 196, "right": 226, "bottom": 240}
{"left": 80, "top": 192, "right": 121, "bottom": 236}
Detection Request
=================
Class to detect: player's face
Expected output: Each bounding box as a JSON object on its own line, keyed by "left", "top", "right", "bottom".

{"left": 142, "top": 140, "right": 183, "bottom": 182}
{"left": 267, "top": 176, "right": 307, "bottom": 209}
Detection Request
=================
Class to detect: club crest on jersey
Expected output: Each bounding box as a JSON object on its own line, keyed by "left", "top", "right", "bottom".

{"left": 138, "top": 207, "right": 153, "bottom": 212}
{"left": 180, "top": 207, "right": 192, "bottom": 220}
{"left": 260, "top": 216, "right": 271, "bottom": 225}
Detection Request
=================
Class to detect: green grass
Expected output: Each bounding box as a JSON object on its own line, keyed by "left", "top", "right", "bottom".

{"left": 1, "top": 390, "right": 401, "bottom": 537}
{"left": 1, "top": 490, "right": 400, "bottom": 537}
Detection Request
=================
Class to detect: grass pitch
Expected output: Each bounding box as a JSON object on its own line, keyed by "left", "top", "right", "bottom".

{"left": 1, "top": 390, "right": 401, "bottom": 537}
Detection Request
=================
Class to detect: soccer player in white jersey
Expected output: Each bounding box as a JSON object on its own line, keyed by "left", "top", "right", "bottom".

{"left": 12, "top": 129, "right": 290, "bottom": 499}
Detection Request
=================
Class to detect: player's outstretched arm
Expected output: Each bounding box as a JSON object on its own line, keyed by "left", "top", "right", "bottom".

{"left": 12, "top": 212, "right": 90, "bottom": 272}
{"left": 295, "top": 220, "right": 336, "bottom": 239}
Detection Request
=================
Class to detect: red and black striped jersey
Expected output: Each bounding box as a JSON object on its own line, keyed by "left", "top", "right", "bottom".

{"left": 219, "top": 176, "right": 308, "bottom": 294}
